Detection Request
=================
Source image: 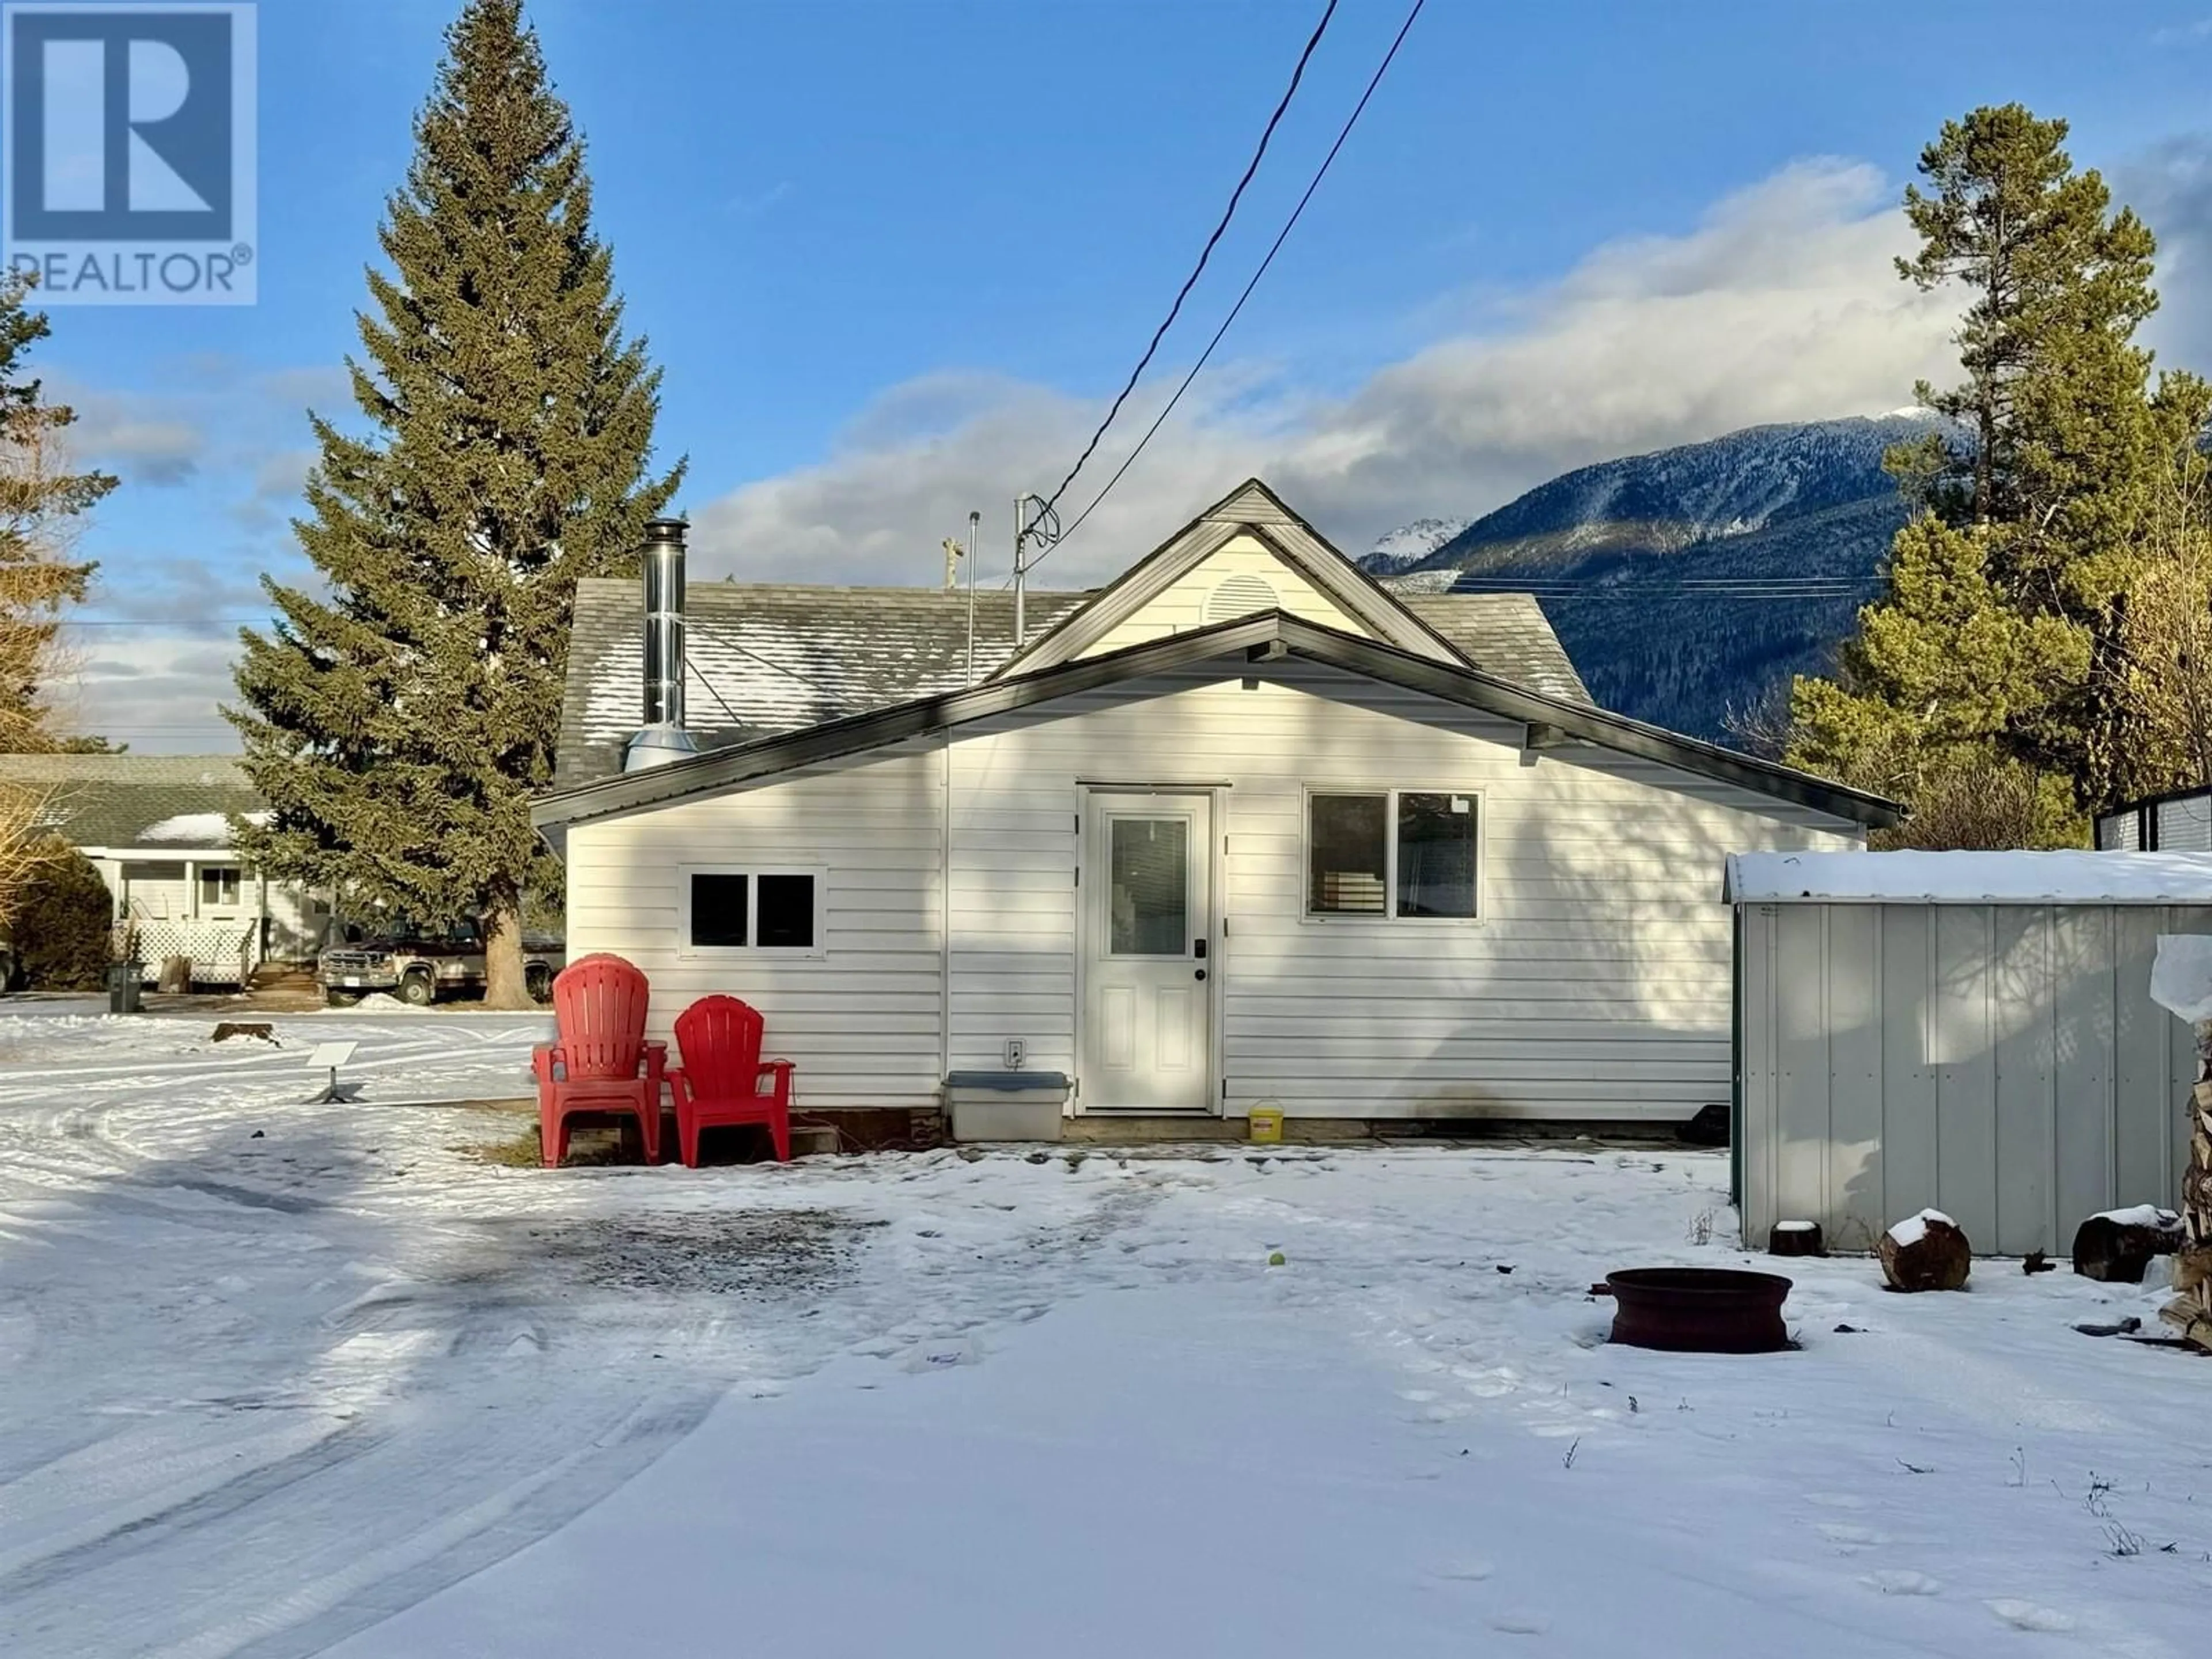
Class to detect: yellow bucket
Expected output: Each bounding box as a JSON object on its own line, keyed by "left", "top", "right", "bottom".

{"left": 1248, "top": 1107, "right": 1285, "bottom": 1145}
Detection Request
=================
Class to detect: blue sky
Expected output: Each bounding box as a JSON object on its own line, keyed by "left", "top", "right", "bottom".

{"left": 42, "top": 0, "right": 2212, "bottom": 748}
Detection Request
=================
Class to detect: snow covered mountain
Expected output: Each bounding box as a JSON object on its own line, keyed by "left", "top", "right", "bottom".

{"left": 1365, "top": 516, "right": 1471, "bottom": 571}
{"left": 1368, "top": 415, "right": 1940, "bottom": 740}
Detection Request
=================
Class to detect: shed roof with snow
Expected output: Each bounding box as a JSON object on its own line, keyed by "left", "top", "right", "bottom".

{"left": 1725, "top": 849, "right": 2212, "bottom": 906}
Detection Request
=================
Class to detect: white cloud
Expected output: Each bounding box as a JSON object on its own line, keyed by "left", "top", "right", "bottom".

{"left": 63, "top": 388, "right": 207, "bottom": 484}
{"left": 693, "top": 158, "right": 1960, "bottom": 586}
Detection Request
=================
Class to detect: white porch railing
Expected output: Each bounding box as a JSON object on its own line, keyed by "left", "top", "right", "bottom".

{"left": 113, "top": 919, "right": 263, "bottom": 987}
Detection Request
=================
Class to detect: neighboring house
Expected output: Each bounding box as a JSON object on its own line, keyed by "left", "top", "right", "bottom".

{"left": 535, "top": 479, "right": 1896, "bottom": 1137}
{"left": 0, "top": 753, "right": 328, "bottom": 984}
{"left": 2096, "top": 783, "right": 2212, "bottom": 852}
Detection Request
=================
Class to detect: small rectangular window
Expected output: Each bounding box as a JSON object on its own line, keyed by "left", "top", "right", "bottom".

{"left": 690, "top": 873, "right": 749, "bottom": 948}
{"left": 1109, "top": 816, "right": 1190, "bottom": 955}
{"left": 755, "top": 874, "right": 816, "bottom": 949}
{"left": 1309, "top": 793, "right": 1388, "bottom": 914}
{"left": 685, "top": 870, "right": 820, "bottom": 952}
{"left": 1306, "top": 790, "right": 1478, "bottom": 920}
{"left": 199, "top": 867, "right": 241, "bottom": 908}
{"left": 1396, "top": 793, "right": 1476, "bottom": 917}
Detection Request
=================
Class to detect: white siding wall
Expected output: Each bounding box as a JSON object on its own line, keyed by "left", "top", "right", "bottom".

{"left": 564, "top": 748, "right": 945, "bottom": 1111}
{"left": 947, "top": 659, "right": 1855, "bottom": 1119}
{"left": 563, "top": 660, "right": 1859, "bottom": 1123}
{"left": 263, "top": 879, "right": 328, "bottom": 962}
{"left": 1078, "top": 534, "right": 1361, "bottom": 657}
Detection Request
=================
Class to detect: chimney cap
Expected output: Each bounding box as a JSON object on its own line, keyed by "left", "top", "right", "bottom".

{"left": 643, "top": 517, "right": 688, "bottom": 544}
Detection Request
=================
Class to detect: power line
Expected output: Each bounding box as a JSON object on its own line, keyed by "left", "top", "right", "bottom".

{"left": 1036, "top": 0, "right": 1427, "bottom": 567}
{"left": 1033, "top": 0, "right": 1340, "bottom": 525}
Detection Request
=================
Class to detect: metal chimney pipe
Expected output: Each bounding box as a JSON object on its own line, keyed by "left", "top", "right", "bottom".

{"left": 641, "top": 518, "right": 686, "bottom": 728}
{"left": 624, "top": 517, "right": 702, "bottom": 771}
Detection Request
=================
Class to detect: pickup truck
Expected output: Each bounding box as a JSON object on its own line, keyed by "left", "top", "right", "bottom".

{"left": 317, "top": 918, "right": 565, "bottom": 1006}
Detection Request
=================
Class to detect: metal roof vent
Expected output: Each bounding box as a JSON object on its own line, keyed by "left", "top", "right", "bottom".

{"left": 1204, "top": 573, "right": 1279, "bottom": 625}
{"left": 624, "top": 517, "right": 702, "bottom": 772}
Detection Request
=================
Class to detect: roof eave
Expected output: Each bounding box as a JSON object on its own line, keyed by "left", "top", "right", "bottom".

{"left": 533, "top": 611, "right": 1899, "bottom": 833}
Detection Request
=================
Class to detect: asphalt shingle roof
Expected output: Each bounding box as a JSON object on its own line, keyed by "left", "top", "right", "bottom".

{"left": 0, "top": 754, "right": 263, "bottom": 851}
{"left": 1400, "top": 593, "right": 1590, "bottom": 704}
{"left": 556, "top": 581, "right": 1093, "bottom": 788}
{"left": 557, "top": 579, "right": 1591, "bottom": 788}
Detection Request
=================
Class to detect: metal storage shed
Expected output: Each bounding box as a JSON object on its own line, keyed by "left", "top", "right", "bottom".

{"left": 1725, "top": 850, "right": 2212, "bottom": 1255}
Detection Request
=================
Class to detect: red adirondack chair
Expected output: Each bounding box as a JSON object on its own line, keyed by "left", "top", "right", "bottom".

{"left": 532, "top": 953, "right": 666, "bottom": 1166}
{"left": 668, "top": 995, "right": 795, "bottom": 1166}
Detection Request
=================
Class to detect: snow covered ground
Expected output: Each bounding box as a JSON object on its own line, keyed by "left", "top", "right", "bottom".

{"left": 3, "top": 1010, "right": 2210, "bottom": 1657}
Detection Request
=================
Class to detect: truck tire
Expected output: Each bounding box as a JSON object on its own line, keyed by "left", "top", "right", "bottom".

{"left": 397, "top": 971, "right": 436, "bottom": 1007}
{"left": 525, "top": 963, "right": 552, "bottom": 1005}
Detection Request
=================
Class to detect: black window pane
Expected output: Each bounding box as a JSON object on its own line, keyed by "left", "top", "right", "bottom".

{"left": 1309, "top": 794, "right": 1387, "bottom": 914}
{"left": 1397, "top": 793, "right": 1476, "bottom": 917}
{"left": 756, "top": 874, "right": 816, "bottom": 949}
{"left": 691, "top": 873, "right": 749, "bottom": 948}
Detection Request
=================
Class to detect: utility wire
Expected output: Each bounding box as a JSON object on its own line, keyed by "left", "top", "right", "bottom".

{"left": 1035, "top": 0, "right": 1426, "bottom": 568}
{"left": 1033, "top": 0, "right": 1339, "bottom": 524}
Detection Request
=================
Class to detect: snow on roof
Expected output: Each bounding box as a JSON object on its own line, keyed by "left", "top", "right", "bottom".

{"left": 1725, "top": 849, "right": 2212, "bottom": 906}
{"left": 139, "top": 809, "right": 266, "bottom": 846}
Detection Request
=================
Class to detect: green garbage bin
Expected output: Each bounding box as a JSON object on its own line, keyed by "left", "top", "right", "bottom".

{"left": 107, "top": 960, "right": 143, "bottom": 1014}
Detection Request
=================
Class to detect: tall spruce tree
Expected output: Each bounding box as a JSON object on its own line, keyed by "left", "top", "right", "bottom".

{"left": 1789, "top": 105, "right": 2193, "bottom": 839}
{"left": 228, "top": 0, "right": 680, "bottom": 1005}
{"left": 0, "top": 271, "right": 115, "bottom": 755}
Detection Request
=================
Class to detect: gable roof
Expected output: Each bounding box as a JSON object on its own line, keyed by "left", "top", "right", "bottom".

{"left": 0, "top": 753, "right": 263, "bottom": 851}
{"left": 997, "top": 478, "right": 1467, "bottom": 675}
{"left": 556, "top": 566, "right": 1588, "bottom": 787}
{"left": 535, "top": 609, "right": 1897, "bottom": 834}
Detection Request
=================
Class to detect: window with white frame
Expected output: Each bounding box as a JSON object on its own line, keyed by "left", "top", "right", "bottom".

{"left": 1306, "top": 790, "right": 1478, "bottom": 919}
{"left": 682, "top": 868, "right": 823, "bottom": 952}
{"left": 199, "top": 866, "right": 242, "bottom": 909}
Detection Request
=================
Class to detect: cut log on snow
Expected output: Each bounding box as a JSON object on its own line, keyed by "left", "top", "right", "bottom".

{"left": 2146, "top": 948, "right": 2212, "bottom": 1353}
{"left": 2071, "top": 1207, "right": 2186, "bottom": 1284}
{"left": 1880, "top": 1209, "right": 1971, "bottom": 1291}
{"left": 1768, "top": 1221, "right": 1824, "bottom": 1257}
{"left": 2158, "top": 1077, "right": 2212, "bottom": 1350}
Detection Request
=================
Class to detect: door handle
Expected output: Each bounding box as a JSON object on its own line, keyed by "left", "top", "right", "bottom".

{"left": 1194, "top": 968, "right": 1207, "bottom": 982}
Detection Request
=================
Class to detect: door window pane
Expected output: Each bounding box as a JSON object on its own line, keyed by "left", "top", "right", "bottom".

{"left": 1308, "top": 794, "right": 1387, "bottom": 913}
{"left": 756, "top": 874, "right": 816, "bottom": 949}
{"left": 1109, "top": 817, "right": 1188, "bottom": 955}
{"left": 690, "top": 873, "right": 748, "bottom": 948}
{"left": 1396, "top": 793, "right": 1476, "bottom": 917}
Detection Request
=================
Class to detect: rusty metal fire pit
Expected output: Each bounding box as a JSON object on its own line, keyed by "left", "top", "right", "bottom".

{"left": 1605, "top": 1267, "right": 1793, "bottom": 1354}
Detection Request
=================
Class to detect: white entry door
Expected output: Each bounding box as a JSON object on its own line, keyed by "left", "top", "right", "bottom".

{"left": 1082, "top": 792, "right": 1213, "bottom": 1112}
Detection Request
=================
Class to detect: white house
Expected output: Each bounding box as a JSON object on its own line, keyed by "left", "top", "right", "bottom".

{"left": 534, "top": 480, "right": 1895, "bottom": 1137}
{"left": 0, "top": 753, "right": 328, "bottom": 984}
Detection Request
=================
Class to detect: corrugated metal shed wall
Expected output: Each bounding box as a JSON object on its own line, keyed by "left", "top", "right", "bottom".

{"left": 1738, "top": 902, "right": 2209, "bottom": 1253}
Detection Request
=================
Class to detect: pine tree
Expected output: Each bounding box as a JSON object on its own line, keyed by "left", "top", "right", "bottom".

{"left": 0, "top": 271, "right": 115, "bottom": 755}
{"left": 1896, "top": 104, "right": 2160, "bottom": 555}
{"left": 1788, "top": 516, "right": 2088, "bottom": 846}
{"left": 1790, "top": 105, "right": 2195, "bottom": 836}
{"left": 228, "top": 0, "right": 680, "bottom": 1005}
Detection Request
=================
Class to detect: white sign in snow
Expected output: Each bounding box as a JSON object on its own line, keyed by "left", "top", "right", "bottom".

{"left": 305, "top": 1041, "right": 357, "bottom": 1072}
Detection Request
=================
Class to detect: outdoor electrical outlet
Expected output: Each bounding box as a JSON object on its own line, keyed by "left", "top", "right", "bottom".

{"left": 1003, "top": 1039, "right": 1026, "bottom": 1069}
